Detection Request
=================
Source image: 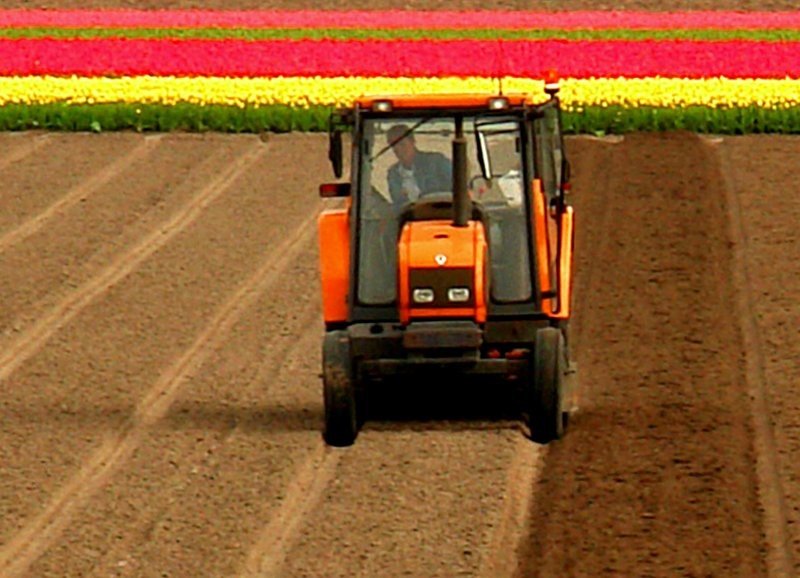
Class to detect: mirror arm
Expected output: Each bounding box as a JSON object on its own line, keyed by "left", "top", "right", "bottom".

{"left": 475, "top": 131, "right": 492, "bottom": 180}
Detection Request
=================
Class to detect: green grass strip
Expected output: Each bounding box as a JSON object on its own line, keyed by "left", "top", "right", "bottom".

{"left": 1, "top": 103, "right": 799, "bottom": 135}
{"left": 0, "top": 103, "right": 333, "bottom": 132}
{"left": 562, "top": 106, "right": 800, "bottom": 135}
{"left": 2, "top": 26, "right": 800, "bottom": 42}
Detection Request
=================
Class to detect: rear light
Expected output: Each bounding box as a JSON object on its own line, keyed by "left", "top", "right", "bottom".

{"left": 319, "top": 182, "right": 351, "bottom": 198}
{"left": 412, "top": 288, "right": 435, "bottom": 304}
{"left": 447, "top": 287, "right": 470, "bottom": 302}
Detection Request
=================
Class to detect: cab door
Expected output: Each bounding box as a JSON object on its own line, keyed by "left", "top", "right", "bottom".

{"left": 530, "top": 101, "right": 573, "bottom": 317}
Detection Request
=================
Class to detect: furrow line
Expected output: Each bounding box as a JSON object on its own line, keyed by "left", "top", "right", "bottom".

{"left": 89, "top": 300, "right": 321, "bottom": 569}
{"left": 0, "top": 143, "right": 265, "bottom": 383}
{"left": 0, "top": 136, "right": 160, "bottom": 254}
{"left": 0, "top": 210, "right": 318, "bottom": 578}
{"left": 716, "top": 141, "right": 796, "bottom": 578}
{"left": 240, "top": 444, "right": 340, "bottom": 578}
{"left": 478, "top": 438, "right": 544, "bottom": 578}
{"left": 0, "top": 134, "right": 52, "bottom": 187}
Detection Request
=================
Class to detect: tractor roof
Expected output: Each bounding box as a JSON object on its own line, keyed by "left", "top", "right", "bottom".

{"left": 353, "top": 93, "right": 537, "bottom": 112}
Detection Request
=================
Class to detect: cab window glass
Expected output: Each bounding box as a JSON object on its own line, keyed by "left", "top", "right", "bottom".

{"left": 356, "top": 116, "right": 532, "bottom": 305}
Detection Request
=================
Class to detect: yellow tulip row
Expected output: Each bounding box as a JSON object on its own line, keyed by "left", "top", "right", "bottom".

{"left": 0, "top": 75, "right": 798, "bottom": 109}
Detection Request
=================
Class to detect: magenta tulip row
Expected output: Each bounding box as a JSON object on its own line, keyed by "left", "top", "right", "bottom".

{"left": 0, "top": 9, "right": 798, "bottom": 30}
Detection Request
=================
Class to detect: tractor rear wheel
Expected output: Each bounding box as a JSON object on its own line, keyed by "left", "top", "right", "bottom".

{"left": 526, "top": 327, "right": 566, "bottom": 444}
{"left": 322, "top": 330, "right": 359, "bottom": 447}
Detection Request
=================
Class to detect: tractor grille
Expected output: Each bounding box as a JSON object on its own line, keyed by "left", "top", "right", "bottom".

{"left": 408, "top": 267, "right": 475, "bottom": 308}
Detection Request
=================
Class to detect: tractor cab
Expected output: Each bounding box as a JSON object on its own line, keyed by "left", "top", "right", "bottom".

{"left": 318, "top": 84, "right": 576, "bottom": 446}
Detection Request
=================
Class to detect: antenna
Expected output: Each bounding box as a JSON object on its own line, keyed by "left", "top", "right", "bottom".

{"left": 495, "top": 37, "right": 505, "bottom": 96}
{"left": 494, "top": 36, "right": 505, "bottom": 96}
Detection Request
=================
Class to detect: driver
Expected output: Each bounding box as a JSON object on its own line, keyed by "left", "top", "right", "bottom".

{"left": 386, "top": 124, "right": 452, "bottom": 208}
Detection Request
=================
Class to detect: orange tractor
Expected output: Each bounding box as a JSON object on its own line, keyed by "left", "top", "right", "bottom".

{"left": 317, "top": 81, "right": 577, "bottom": 446}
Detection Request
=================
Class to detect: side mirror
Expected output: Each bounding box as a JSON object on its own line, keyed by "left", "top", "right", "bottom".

{"left": 319, "top": 182, "right": 351, "bottom": 198}
{"left": 561, "top": 158, "right": 572, "bottom": 193}
{"left": 329, "top": 130, "right": 343, "bottom": 179}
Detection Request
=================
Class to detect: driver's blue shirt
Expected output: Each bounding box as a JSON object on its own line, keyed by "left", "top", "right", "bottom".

{"left": 387, "top": 151, "right": 452, "bottom": 208}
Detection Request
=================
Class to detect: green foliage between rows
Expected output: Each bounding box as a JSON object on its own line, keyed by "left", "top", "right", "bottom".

{"left": 0, "top": 103, "right": 334, "bottom": 133}
{"left": 2, "top": 26, "right": 799, "bottom": 41}
{"left": 1, "top": 103, "right": 799, "bottom": 134}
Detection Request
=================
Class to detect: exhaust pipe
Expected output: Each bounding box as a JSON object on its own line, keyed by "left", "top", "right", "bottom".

{"left": 452, "top": 118, "right": 469, "bottom": 227}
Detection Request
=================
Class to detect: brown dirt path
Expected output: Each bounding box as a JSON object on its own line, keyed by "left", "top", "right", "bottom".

{"left": 515, "top": 132, "right": 767, "bottom": 577}
{"left": 717, "top": 135, "right": 800, "bottom": 575}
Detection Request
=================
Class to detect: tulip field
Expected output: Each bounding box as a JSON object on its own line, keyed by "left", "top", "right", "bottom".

{"left": 0, "top": 9, "right": 798, "bottom": 132}
{"left": 3, "top": 3, "right": 800, "bottom": 578}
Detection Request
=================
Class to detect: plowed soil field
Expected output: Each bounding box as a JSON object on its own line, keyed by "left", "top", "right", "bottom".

{"left": 2, "top": 1, "right": 800, "bottom": 575}
{"left": 1, "top": 129, "right": 799, "bottom": 578}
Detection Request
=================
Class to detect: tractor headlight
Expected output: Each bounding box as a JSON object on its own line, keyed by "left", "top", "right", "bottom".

{"left": 413, "top": 288, "right": 435, "bottom": 304}
{"left": 447, "top": 287, "right": 470, "bottom": 303}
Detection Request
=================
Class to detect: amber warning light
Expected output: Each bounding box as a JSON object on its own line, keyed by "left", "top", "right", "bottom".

{"left": 544, "top": 69, "right": 560, "bottom": 95}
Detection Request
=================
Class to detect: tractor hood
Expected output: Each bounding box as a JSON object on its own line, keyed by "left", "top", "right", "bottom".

{"left": 397, "top": 220, "right": 488, "bottom": 325}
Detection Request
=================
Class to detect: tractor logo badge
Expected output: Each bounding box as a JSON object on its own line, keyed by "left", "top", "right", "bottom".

{"left": 435, "top": 254, "right": 447, "bottom": 266}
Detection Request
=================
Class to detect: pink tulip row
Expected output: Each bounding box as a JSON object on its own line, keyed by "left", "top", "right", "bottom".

{"left": 1, "top": 9, "right": 799, "bottom": 30}
{"left": 0, "top": 38, "right": 797, "bottom": 79}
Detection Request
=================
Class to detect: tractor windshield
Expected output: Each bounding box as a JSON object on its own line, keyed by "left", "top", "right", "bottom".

{"left": 356, "top": 116, "right": 533, "bottom": 306}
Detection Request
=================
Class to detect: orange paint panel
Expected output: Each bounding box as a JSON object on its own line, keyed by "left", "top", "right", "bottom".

{"left": 398, "top": 224, "right": 412, "bottom": 324}
{"left": 532, "top": 178, "right": 553, "bottom": 314}
{"left": 405, "top": 220, "right": 478, "bottom": 269}
{"left": 398, "top": 220, "right": 488, "bottom": 324}
{"left": 552, "top": 206, "right": 574, "bottom": 320}
{"left": 318, "top": 209, "right": 350, "bottom": 324}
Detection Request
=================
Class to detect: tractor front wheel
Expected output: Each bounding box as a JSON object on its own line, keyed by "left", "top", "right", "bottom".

{"left": 526, "top": 327, "right": 567, "bottom": 444}
{"left": 322, "top": 330, "right": 359, "bottom": 447}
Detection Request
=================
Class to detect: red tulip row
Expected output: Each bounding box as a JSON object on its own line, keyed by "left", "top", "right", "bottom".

{"left": 0, "top": 38, "right": 798, "bottom": 79}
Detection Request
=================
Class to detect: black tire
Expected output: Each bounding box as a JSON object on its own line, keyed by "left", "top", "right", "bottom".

{"left": 526, "top": 327, "right": 566, "bottom": 444}
{"left": 322, "top": 331, "right": 359, "bottom": 447}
